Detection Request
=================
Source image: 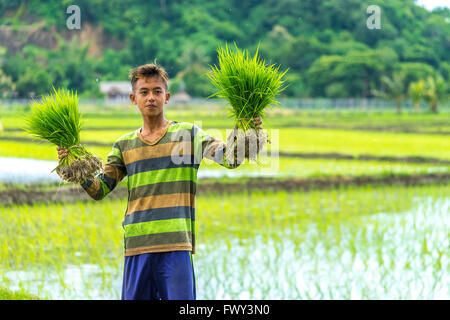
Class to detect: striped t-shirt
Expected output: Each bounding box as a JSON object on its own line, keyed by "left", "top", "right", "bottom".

{"left": 81, "top": 121, "right": 240, "bottom": 256}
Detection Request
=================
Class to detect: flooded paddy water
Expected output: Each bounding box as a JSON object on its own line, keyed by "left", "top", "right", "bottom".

{"left": 1, "top": 182, "right": 448, "bottom": 299}
{"left": 0, "top": 157, "right": 281, "bottom": 185}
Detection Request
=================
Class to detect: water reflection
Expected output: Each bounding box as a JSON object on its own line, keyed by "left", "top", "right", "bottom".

{"left": 0, "top": 157, "right": 60, "bottom": 184}
{"left": 2, "top": 188, "right": 448, "bottom": 299}
{"left": 195, "top": 196, "right": 449, "bottom": 299}
{"left": 0, "top": 157, "right": 280, "bottom": 184}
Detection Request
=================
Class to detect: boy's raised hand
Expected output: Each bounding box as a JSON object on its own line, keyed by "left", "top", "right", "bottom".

{"left": 252, "top": 116, "right": 263, "bottom": 130}
{"left": 56, "top": 146, "right": 68, "bottom": 162}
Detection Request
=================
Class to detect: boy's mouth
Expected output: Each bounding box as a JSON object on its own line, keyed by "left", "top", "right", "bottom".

{"left": 145, "top": 104, "right": 157, "bottom": 109}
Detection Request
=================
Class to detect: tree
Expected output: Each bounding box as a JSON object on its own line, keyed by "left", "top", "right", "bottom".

{"left": 277, "top": 36, "right": 328, "bottom": 73}
{"left": 175, "top": 45, "right": 214, "bottom": 97}
{"left": 331, "top": 49, "right": 398, "bottom": 98}
{"left": 282, "top": 72, "right": 308, "bottom": 97}
{"left": 126, "top": 25, "right": 159, "bottom": 66}
{"left": 15, "top": 67, "right": 51, "bottom": 98}
{"left": 50, "top": 36, "right": 97, "bottom": 94}
{"left": 1, "top": 0, "right": 449, "bottom": 101}
{"left": 408, "top": 79, "right": 425, "bottom": 112}
{"left": 307, "top": 55, "right": 344, "bottom": 97}
{"left": 423, "top": 76, "right": 447, "bottom": 113}
{"left": 0, "top": 68, "right": 15, "bottom": 98}
{"left": 307, "top": 48, "right": 398, "bottom": 98}
{"left": 397, "top": 62, "right": 436, "bottom": 87}
{"left": 372, "top": 72, "right": 407, "bottom": 113}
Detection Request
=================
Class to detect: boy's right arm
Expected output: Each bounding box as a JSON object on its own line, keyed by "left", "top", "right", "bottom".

{"left": 57, "top": 144, "right": 126, "bottom": 201}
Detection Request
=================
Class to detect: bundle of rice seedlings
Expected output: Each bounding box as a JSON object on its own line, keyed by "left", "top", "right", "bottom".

{"left": 207, "top": 42, "right": 288, "bottom": 162}
{"left": 24, "top": 87, "right": 103, "bottom": 183}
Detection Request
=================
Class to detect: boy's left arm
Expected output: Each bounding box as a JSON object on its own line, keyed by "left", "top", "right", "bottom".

{"left": 194, "top": 117, "right": 264, "bottom": 169}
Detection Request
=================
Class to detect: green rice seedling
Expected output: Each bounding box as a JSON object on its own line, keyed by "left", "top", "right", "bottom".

{"left": 0, "top": 287, "right": 40, "bottom": 300}
{"left": 207, "top": 43, "right": 288, "bottom": 161}
{"left": 23, "top": 87, "right": 103, "bottom": 183}
{"left": 0, "top": 140, "right": 112, "bottom": 161}
{"left": 0, "top": 183, "right": 447, "bottom": 299}
{"left": 208, "top": 43, "right": 288, "bottom": 129}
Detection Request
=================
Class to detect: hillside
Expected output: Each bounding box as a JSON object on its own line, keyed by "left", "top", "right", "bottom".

{"left": 0, "top": 0, "right": 448, "bottom": 98}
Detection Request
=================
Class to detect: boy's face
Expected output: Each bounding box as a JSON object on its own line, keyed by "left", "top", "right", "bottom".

{"left": 130, "top": 76, "right": 170, "bottom": 118}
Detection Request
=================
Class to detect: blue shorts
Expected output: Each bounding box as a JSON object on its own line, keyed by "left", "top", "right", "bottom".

{"left": 121, "top": 251, "right": 196, "bottom": 300}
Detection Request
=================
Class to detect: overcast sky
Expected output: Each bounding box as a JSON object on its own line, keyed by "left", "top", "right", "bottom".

{"left": 415, "top": 0, "right": 449, "bottom": 11}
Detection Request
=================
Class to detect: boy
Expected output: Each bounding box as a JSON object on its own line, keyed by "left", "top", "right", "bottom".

{"left": 57, "top": 63, "right": 263, "bottom": 300}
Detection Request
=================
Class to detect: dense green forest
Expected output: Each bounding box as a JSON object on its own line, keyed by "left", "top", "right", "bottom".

{"left": 0, "top": 0, "right": 448, "bottom": 100}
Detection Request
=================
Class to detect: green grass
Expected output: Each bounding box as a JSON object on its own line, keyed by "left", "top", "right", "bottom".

{"left": 0, "top": 140, "right": 112, "bottom": 161}
{"left": 0, "top": 287, "right": 40, "bottom": 300}
{"left": 2, "top": 107, "right": 450, "bottom": 132}
{"left": 3, "top": 125, "right": 449, "bottom": 161}
{"left": 0, "top": 127, "right": 132, "bottom": 144}
{"left": 275, "top": 128, "right": 450, "bottom": 160}
{"left": 203, "top": 127, "right": 450, "bottom": 160}
{"left": 266, "top": 109, "right": 450, "bottom": 133}
{"left": 2, "top": 106, "right": 450, "bottom": 164}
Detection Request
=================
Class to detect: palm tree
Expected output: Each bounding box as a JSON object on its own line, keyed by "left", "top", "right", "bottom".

{"left": 175, "top": 45, "right": 212, "bottom": 97}
{"left": 0, "top": 68, "right": 16, "bottom": 98}
{"left": 408, "top": 79, "right": 425, "bottom": 112}
{"left": 423, "top": 76, "right": 447, "bottom": 113}
{"left": 372, "top": 72, "right": 406, "bottom": 113}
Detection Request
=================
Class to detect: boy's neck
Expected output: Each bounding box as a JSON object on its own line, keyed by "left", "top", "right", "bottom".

{"left": 141, "top": 114, "right": 169, "bottom": 134}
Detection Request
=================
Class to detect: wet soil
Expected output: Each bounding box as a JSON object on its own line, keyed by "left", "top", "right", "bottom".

{"left": 278, "top": 152, "right": 450, "bottom": 165}
{"left": 1, "top": 173, "right": 448, "bottom": 206}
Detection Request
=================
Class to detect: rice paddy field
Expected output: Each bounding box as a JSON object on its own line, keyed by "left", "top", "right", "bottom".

{"left": 0, "top": 102, "right": 449, "bottom": 300}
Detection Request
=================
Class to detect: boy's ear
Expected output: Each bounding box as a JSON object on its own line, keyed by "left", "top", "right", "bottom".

{"left": 129, "top": 92, "right": 136, "bottom": 104}
{"left": 165, "top": 91, "right": 170, "bottom": 103}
